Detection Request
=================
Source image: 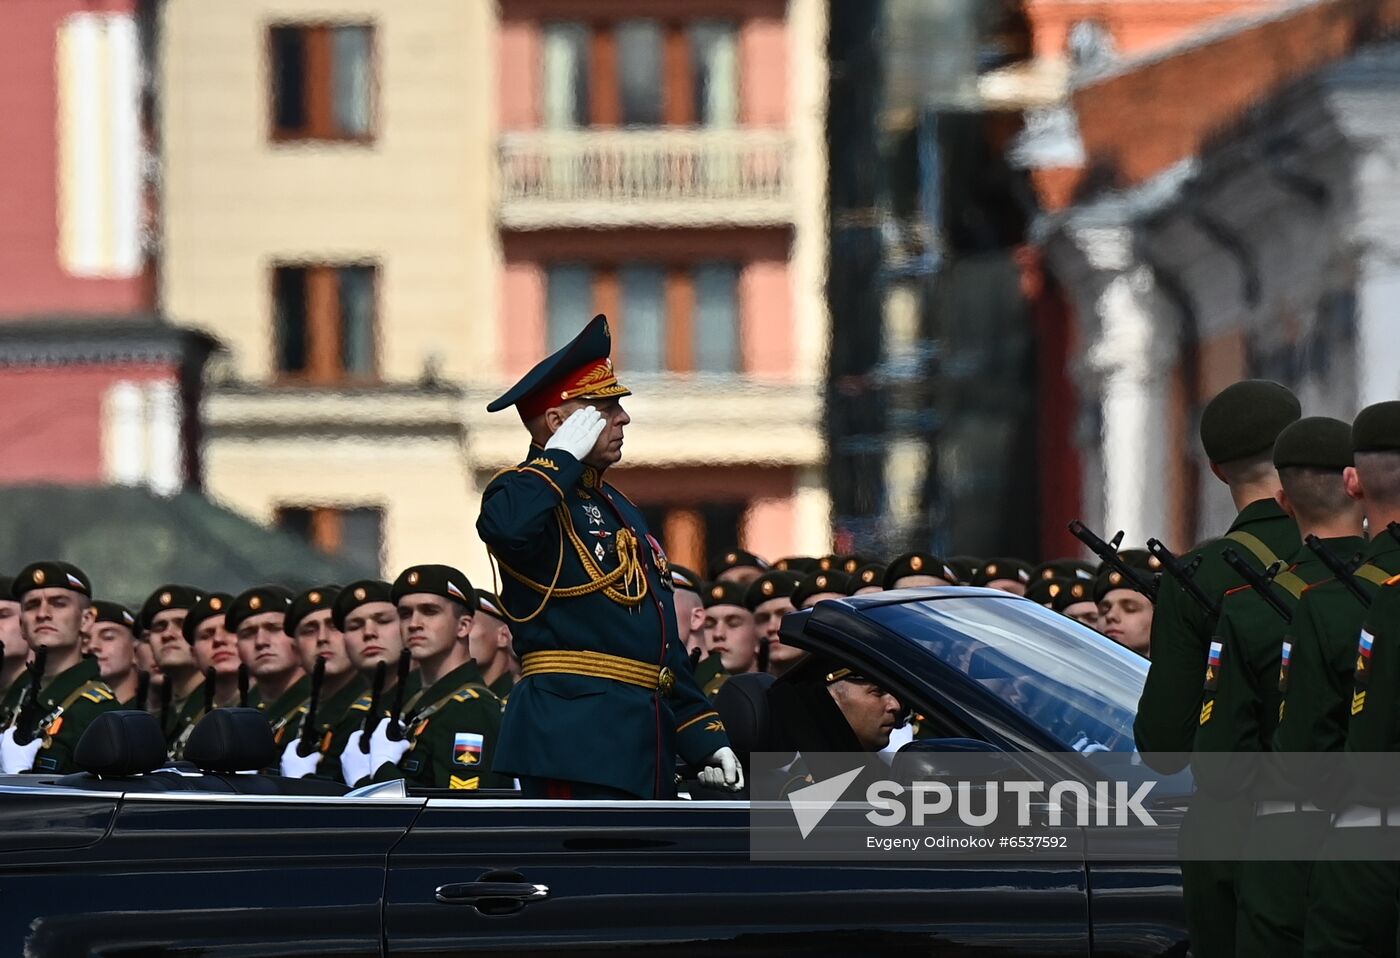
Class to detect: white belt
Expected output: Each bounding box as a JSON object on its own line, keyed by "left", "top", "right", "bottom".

{"left": 1333, "top": 805, "right": 1400, "bottom": 828}
{"left": 1256, "top": 800, "right": 1323, "bottom": 816}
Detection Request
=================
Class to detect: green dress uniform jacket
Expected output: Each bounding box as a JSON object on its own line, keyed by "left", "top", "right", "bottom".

{"left": 374, "top": 660, "right": 507, "bottom": 790}
{"left": 478, "top": 447, "right": 732, "bottom": 798}
{"left": 1191, "top": 536, "right": 1361, "bottom": 958}
{"left": 488, "top": 672, "right": 514, "bottom": 707}
{"left": 297, "top": 675, "right": 366, "bottom": 783}
{"left": 1136, "top": 498, "right": 1301, "bottom": 767}
{"left": 323, "top": 673, "right": 421, "bottom": 786}
{"left": 694, "top": 654, "right": 727, "bottom": 699}
{"left": 259, "top": 675, "right": 313, "bottom": 750}
{"left": 19, "top": 658, "right": 120, "bottom": 774}
{"left": 161, "top": 683, "right": 203, "bottom": 744}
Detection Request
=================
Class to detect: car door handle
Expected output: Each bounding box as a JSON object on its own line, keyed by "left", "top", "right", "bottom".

{"left": 435, "top": 870, "right": 550, "bottom": 916}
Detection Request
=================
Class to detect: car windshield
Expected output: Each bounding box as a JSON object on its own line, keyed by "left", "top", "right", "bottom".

{"left": 866, "top": 595, "right": 1145, "bottom": 752}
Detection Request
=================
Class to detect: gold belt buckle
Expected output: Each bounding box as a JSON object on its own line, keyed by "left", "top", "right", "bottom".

{"left": 657, "top": 667, "right": 676, "bottom": 696}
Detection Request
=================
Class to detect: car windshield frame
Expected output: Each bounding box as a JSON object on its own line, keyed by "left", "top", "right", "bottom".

{"left": 862, "top": 591, "right": 1147, "bottom": 752}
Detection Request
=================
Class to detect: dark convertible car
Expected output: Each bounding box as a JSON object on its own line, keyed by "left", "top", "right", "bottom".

{"left": 0, "top": 587, "right": 1189, "bottom": 956}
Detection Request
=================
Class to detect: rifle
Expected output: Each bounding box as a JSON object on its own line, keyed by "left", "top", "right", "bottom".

{"left": 688, "top": 647, "right": 703, "bottom": 674}
{"left": 1304, "top": 534, "right": 1370, "bottom": 606}
{"left": 1147, "top": 538, "right": 1219, "bottom": 618}
{"left": 297, "top": 657, "right": 327, "bottom": 757}
{"left": 158, "top": 678, "right": 173, "bottom": 736}
{"left": 1220, "top": 549, "right": 1292, "bottom": 623}
{"left": 1068, "top": 521, "right": 1159, "bottom": 602}
{"left": 359, "top": 660, "right": 388, "bottom": 752}
{"left": 238, "top": 664, "right": 250, "bottom": 707}
{"left": 202, "top": 666, "right": 216, "bottom": 715}
{"left": 757, "top": 636, "right": 771, "bottom": 674}
{"left": 135, "top": 670, "right": 150, "bottom": 713}
{"left": 11, "top": 648, "right": 48, "bottom": 746}
{"left": 387, "top": 649, "right": 412, "bottom": 739}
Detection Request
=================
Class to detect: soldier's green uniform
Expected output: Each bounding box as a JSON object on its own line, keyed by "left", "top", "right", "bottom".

{"left": 478, "top": 316, "right": 731, "bottom": 800}
{"left": 694, "top": 653, "right": 727, "bottom": 698}
{"left": 0, "top": 678, "right": 25, "bottom": 730}
{"left": 1297, "top": 402, "right": 1400, "bottom": 957}
{"left": 487, "top": 671, "right": 514, "bottom": 704}
{"left": 260, "top": 675, "right": 312, "bottom": 750}
{"left": 1135, "top": 380, "right": 1302, "bottom": 958}
{"left": 298, "top": 674, "right": 367, "bottom": 782}
{"left": 325, "top": 671, "right": 421, "bottom": 785}
{"left": 383, "top": 660, "right": 507, "bottom": 790}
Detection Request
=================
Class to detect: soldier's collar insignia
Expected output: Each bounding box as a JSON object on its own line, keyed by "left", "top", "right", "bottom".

{"left": 582, "top": 467, "right": 598, "bottom": 489}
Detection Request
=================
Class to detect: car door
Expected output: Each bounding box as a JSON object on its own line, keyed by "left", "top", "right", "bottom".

{"left": 0, "top": 789, "right": 423, "bottom": 957}
{"left": 384, "top": 795, "right": 1090, "bottom": 956}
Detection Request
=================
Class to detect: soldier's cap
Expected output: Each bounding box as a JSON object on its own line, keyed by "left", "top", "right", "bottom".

{"left": 1032, "top": 559, "right": 1096, "bottom": 583}
{"left": 485, "top": 314, "right": 630, "bottom": 421}
{"left": 1092, "top": 568, "right": 1157, "bottom": 605}
{"left": 226, "top": 585, "right": 293, "bottom": 633}
{"left": 883, "top": 552, "right": 958, "bottom": 590}
{"left": 475, "top": 589, "right": 508, "bottom": 622}
{"left": 792, "top": 570, "right": 855, "bottom": 607}
{"left": 972, "top": 558, "right": 1033, "bottom": 588}
{"left": 839, "top": 555, "right": 872, "bottom": 575}
{"left": 710, "top": 550, "right": 768, "bottom": 576}
{"left": 853, "top": 564, "right": 887, "bottom": 590}
{"left": 330, "top": 580, "right": 393, "bottom": 631}
{"left": 1273, "top": 416, "right": 1352, "bottom": 470}
{"left": 91, "top": 600, "right": 137, "bottom": 632}
{"left": 1352, "top": 401, "right": 1400, "bottom": 454}
{"left": 183, "top": 592, "right": 235, "bottom": 643}
{"left": 1114, "top": 549, "right": 1162, "bottom": 573}
{"left": 0, "top": 577, "right": 12, "bottom": 603}
{"left": 138, "top": 584, "right": 202, "bottom": 631}
{"left": 945, "top": 556, "right": 982, "bottom": 584}
{"left": 702, "top": 580, "right": 749, "bottom": 610}
{"left": 773, "top": 556, "right": 821, "bottom": 575}
{"left": 1026, "top": 578, "right": 1057, "bottom": 605}
{"left": 744, "top": 571, "right": 803, "bottom": 611}
{"left": 668, "top": 565, "right": 702, "bottom": 594}
{"left": 392, "top": 564, "right": 477, "bottom": 613}
{"left": 1200, "top": 379, "right": 1301, "bottom": 464}
{"left": 1052, "top": 577, "right": 1097, "bottom": 613}
{"left": 284, "top": 585, "right": 342, "bottom": 637}
{"left": 12, "top": 561, "right": 92, "bottom": 601}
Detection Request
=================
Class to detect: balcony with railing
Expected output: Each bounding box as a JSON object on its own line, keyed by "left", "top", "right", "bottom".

{"left": 498, "top": 128, "right": 794, "bottom": 229}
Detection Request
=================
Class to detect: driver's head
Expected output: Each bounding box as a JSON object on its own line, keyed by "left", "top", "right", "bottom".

{"left": 823, "top": 664, "right": 904, "bottom": 752}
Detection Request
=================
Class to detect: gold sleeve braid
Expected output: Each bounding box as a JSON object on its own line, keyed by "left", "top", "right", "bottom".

{"left": 487, "top": 503, "right": 649, "bottom": 624}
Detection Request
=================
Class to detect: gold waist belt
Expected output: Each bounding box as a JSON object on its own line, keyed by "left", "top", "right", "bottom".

{"left": 521, "top": 650, "right": 675, "bottom": 695}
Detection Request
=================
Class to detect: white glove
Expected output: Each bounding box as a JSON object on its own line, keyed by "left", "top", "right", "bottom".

{"left": 1, "top": 727, "right": 42, "bottom": 774}
{"left": 698, "top": 746, "right": 744, "bottom": 792}
{"left": 279, "top": 737, "right": 321, "bottom": 779}
{"left": 341, "top": 732, "right": 372, "bottom": 786}
{"left": 369, "top": 719, "right": 410, "bottom": 773}
{"left": 544, "top": 406, "right": 606, "bottom": 461}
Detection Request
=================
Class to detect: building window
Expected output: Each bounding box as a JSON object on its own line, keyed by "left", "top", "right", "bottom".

{"left": 273, "top": 263, "right": 378, "bottom": 383}
{"left": 542, "top": 19, "right": 737, "bottom": 128}
{"left": 269, "top": 23, "right": 374, "bottom": 141}
{"left": 277, "top": 505, "right": 384, "bottom": 576}
{"left": 545, "top": 261, "right": 740, "bottom": 374}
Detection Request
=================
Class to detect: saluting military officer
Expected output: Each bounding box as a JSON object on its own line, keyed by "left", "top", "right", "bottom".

{"left": 229, "top": 586, "right": 308, "bottom": 748}
{"left": 88, "top": 601, "right": 142, "bottom": 707}
{"left": 1188, "top": 417, "right": 1363, "bottom": 957}
{"left": 0, "top": 577, "right": 29, "bottom": 728}
{"left": 1290, "top": 402, "right": 1400, "bottom": 956}
{"left": 140, "top": 584, "right": 204, "bottom": 742}
{"left": 279, "top": 586, "right": 367, "bottom": 779}
{"left": 477, "top": 314, "right": 740, "bottom": 799}
{"left": 1134, "top": 379, "right": 1302, "bottom": 958}
{"left": 0, "top": 562, "right": 120, "bottom": 774}
{"left": 354, "top": 565, "right": 507, "bottom": 791}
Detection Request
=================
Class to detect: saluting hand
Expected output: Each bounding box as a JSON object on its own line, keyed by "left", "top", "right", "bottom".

{"left": 544, "top": 406, "right": 606, "bottom": 461}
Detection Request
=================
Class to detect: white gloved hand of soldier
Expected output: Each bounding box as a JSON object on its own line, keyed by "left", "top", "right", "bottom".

{"left": 698, "top": 746, "right": 744, "bottom": 792}
{"left": 340, "top": 731, "right": 372, "bottom": 787}
{"left": 368, "top": 719, "right": 411, "bottom": 773}
{"left": 544, "top": 406, "right": 606, "bottom": 462}
{"left": 279, "top": 737, "right": 321, "bottom": 779}
{"left": 0, "top": 727, "right": 42, "bottom": 774}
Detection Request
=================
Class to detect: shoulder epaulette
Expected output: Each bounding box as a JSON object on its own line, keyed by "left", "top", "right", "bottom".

{"left": 452, "top": 688, "right": 480, "bottom": 702}
{"left": 453, "top": 683, "right": 500, "bottom": 704}
{"left": 350, "top": 695, "right": 372, "bottom": 711}
{"left": 79, "top": 684, "right": 116, "bottom": 704}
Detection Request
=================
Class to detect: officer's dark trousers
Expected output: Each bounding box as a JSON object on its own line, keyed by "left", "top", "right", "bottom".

{"left": 1304, "top": 827, "right": 1400, "bottom": 958}
{"left": 1235, "top": 809, "right": 1330, "bottom": 958}
{"left": 1181, "top": 795, "right": 1252, "bottom": 958}
{"left": 520, "top": 777, "right": 638, "bottom": 800}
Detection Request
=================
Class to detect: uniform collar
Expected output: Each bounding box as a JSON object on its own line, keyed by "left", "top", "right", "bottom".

{"left": 265, "top": 674, "right": 312, "bottom": 721}
{"left": 1365, "top": 530, "right": 1400, "bottom": 562}
{"left": 417, "top": 658, "right": 488, "bottom": 707}
{"left": 1291, "top": 535, "right": 1366, "bottom": 569}
{"left": 40, "top": 657, "right": 100, "bottom": 705}
{"left": 1229, "top": 497, "right": 1290, "bottom": 531}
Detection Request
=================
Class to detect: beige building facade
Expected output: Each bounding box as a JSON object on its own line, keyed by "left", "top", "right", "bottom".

{"left": 161, "top": 0, "right": 829, "bottom": 583}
